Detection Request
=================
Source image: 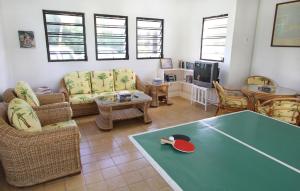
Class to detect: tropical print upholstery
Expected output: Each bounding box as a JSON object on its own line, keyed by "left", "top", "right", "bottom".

{"left": 246, "top": 76, "right": 275, "bottom": 86}
{"left": 69, "top": 94, "right": 95, "bottom": 105}
{"left": 214, "top": 82, "right": 248, "bottom": 109}
{"left": 15, "top": 81, "right": 40, "bottom": 107}
{"left": 64, "top": 71, "right": 91, "bottom": 95}
{"left": 113, "top": 69, "right": 136, "bottom": 91}
{"left": 7, "top": 98, "right": 42, "bottom": 132}
{"left": 43, "top": 120, "right": 77, "bottom": 130}
{"left": 90, "top": 71, "right": 114, "bottom": 93}
{"left": 257, "top": 99, "right": 300, "bottom": 125}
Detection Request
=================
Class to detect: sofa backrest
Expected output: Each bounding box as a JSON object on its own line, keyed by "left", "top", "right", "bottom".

{"left": 90, "top": 71, "right": 114, "bottom": 93}
{"left": 113, "top": 69, "right": 136, "bottom": 91}
{"left": 64, "top": 71, "right": 92, "bottom": 95}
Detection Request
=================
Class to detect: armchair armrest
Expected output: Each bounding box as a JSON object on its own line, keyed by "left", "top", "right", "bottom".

{"left": 36, "top": 107, "right": 73, "bottom": 126}
{"left": 33, "top": 102, "right": 70, "bottom": 111}
{"left": 2, "top": 88, "right": 17, "bottom": 103}
{"left": 37, "top": 93, "right": 65, "bottom": 105}
{"left": 136, "top": 76, "right": 146, "bottom": 92}
{"left": 59, "top": 80, "right": 70, "bottom": 102}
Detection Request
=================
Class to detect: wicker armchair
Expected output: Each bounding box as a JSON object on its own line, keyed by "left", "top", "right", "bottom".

{"left": 246, "top": 75, "right": 275, "bottom": 86}
{"left": 256, "top": 98, "right": 300, "bottom": 126}
{"left": 3, "top": 88, "right": 69, "bottom": 111}
{"left": 0, "top": 103, "right": 81, "bottom": 187}
{"left": 213, "top": 81, "right": 249, "bottom": 115}
{"left": 60, "top": 75, "right": 146, "bottom": 117}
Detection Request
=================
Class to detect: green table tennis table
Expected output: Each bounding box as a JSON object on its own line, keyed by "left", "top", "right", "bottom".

{"left": 129, "top": 111, "right": 300, "bottom": 191}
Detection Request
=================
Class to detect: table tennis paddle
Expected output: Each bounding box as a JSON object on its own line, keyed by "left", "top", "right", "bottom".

{"left": 169, "top": 134, "right": 191, "bottom": 142}
{"left": 160, "top": 138, "right": 195, "bottom": 153}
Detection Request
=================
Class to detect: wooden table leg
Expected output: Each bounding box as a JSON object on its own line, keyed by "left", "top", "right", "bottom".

{"left": 143, "top": 102, "right": 152, "bottom": 123}
{"left": 96, "top": 106, "right": 113, "bottom": 130}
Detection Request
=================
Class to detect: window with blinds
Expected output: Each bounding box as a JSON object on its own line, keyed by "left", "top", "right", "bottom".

{"left": 43, "top": 10, "right": 87, "bottom": 62}
{"left": 136, "top": 17, "right": 164, "bottom": 59}
{"left": 94, "top": 14, "right": 128, "bottom": 60}
{"left": 200, "top": 14, "right": 228, "bottom": 62}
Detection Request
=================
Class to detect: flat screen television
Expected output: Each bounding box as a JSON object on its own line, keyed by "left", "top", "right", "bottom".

{"left": 193, "top": 61, "right": 219, "bottom": 88}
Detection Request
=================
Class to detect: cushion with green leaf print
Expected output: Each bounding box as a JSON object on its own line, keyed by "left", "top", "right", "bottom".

{"left": 69, "top": 94, "right": 94, "bottom": 105}
{"left": 113, "top": 69, "right": 136, "bottom": 91}
{"left": 64, "top": 71, "right": 92, "bottom": 95}
{"left": 7, "top": 98, "right": 42, "bottom": 132}
{"left": 43, "top": 120, "right": 77, "bottom": 130}
{"left": 15, "top": 81, "right": 40, "bottom": 107}
{"left": 90, "top": 71, "right": 114, "bottom": 93}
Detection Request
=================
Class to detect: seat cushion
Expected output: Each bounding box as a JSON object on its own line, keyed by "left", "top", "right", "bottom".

{"left": 257, "top": 105, "right": 270, "bottom": 115}
{"left": 69, "top": 94, "right": 94, "bottom": 105}
{"left": 43, "top": 120, "right": 77, "bottom": 130}
{"left": 90, "top": 71, "right": 114, "bottom": 93}
{"left": 224, "top": 96, "right": 248, "bottom": 109}
{"left": 247, "top": 76, "right": 274, "bottom": 86}
{"left": 64, "top": 71, "right": 91, "bottom": 95}
{"left": 113, "top": 69, "right": 136, "bottom": 91}
{"left": 15, "top": 81, "right": 40, "bottom": 107}
{"left": 7, "top": 98, "right": 42, "bottom": 132}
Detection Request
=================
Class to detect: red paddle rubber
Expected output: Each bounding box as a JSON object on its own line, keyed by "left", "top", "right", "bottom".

{"left": 161, "top": 138, "right": 195, "bottom": 153}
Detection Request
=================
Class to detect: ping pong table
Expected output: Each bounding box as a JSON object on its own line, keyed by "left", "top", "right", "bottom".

{"left": 129, "top": 110, "right": 300, "bottom": 191}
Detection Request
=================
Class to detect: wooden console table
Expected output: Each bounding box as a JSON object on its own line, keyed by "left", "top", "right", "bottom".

{"left": 146, "top": 82, "right": 172, "bottom": 107}
{"left": 95, "top": 92, "right": 152, "bottom": 130}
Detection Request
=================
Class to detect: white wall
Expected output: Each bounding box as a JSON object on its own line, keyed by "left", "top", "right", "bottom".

{"left": 0, "top": 0, "right": 187, "bottom": 90}
{"left": 251, "top": 0, "right": 300, "bottom": 91}
{"left": 175, "top": 0, "right": 236, "bottom": 86}
{"left": 0, "top": 0, "right": 9, "bottom": 95}
{"left": 226, "top": 0, "right": 259, "bottom": 88}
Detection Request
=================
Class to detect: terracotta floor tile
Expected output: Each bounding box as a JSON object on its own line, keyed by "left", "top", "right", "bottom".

{"left": 82, "top": 162, "right": 99, "bottom": 174}
{"left": 128, "top": 181, "right": 152, "bottom": 191}
{"left": 101, "top": 166, "right": 121, "bottom": 180}
{"left": 138, "top": 166, "right": 159, "bottom": 179}
{"left": 83, "top": 170, "right": 104, "bottom": 185}
{"left": 44, "top": 178, "right": 65, "bottom": 191}
{"left": 86, "top": 181, "right": 108, "bottom": 191}
{"left": 122, "top": 171, "right": 144, "bottom": 185}
{"left": 97, "top": 158, "right": 116, "bottom": 169}
{"left": 105, "top": 175, "right": 127, "bottom": 190}
{"left": 145, "top": 176, "right": 169, "bottom": 191}
{"left": 65, "top": 174, "right": 85, "bottom": 191}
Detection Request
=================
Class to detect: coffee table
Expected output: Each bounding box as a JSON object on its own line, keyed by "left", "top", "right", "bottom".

{"left": 95, "top": 92, "right": 152, "bottom": 130}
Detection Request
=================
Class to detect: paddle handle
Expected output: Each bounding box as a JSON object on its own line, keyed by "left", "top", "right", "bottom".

{"left": 160, "top": 138, "right": 174, "bottom": 145}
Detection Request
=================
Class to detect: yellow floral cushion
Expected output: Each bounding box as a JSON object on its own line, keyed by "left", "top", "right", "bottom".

{"left": 43, "top": 120, "right": 77, "bottom": 130}
{"left": 90, "top": 71, "right": 114, "bottom": 93}
{"left": 113, "top": 69, "right": 136, "bottom": 91}
{"left": 7, "top": 98, "right": 42, "bottom": 132}
{"left": 64, "top": 71, "right": 91, "bottom": 95}
{"left": 223, "top": 96, "right": 248, "bottom": 108}
{"left": 69, "top": 94, "right": 94, "bottom": 105}
{"left": 15, "top": 81, "right": 40, "bottom": 107}
{"left": 257, "top": 105, "right": 270, "bottom": 115}
{"left": 247, "top": 76, "right": 274, "bottom": 86}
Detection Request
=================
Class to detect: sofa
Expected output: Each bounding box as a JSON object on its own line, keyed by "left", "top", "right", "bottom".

{"left": 0, "top": 100, "right": 81, "bottom": 187}
{"left": 60, "top": 69, "right": 146, "bottom": 117}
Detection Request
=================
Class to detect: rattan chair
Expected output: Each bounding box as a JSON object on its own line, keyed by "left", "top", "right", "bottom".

{"left": 213, "top": 81, "right": 249, "bottom": 115}
{"left": 3, "top": 88, "right": 69, "bottom": 111}
{"left": 256, "top": 98, "right": 300, "bottom": 126}
{"left": 0, "top": 103, "right": 81, "bottom": 187}
{"left": 246, "top": 75, "right": 275, "bottom": 86}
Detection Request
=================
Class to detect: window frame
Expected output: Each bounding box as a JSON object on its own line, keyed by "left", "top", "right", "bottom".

{"left": 200, "top": 14, "right": 228, "bottom": 62}
{"left": 94, "top": 14, "right": 129, "bottom": 61}
{"left": 42, "top": 10, "right": 88, "bottom": 62}
{"left": 136, "top": 17, "right": 164, "bottom": 60}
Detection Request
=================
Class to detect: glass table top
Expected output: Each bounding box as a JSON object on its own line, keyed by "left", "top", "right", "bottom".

{"left": 242, "top": 85, "right": 298, "bottom": 96}
{"left": 95, "top": 92, "right": 152, "bottom": 106}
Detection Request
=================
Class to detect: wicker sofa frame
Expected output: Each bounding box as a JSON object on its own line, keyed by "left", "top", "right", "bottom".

{"left": 0, "top": 103, "right": 81, "bottom": 187}
{"left": 2, "top": 88, "right": 69, "bottom": 111}
{"left": 59, "top": 75, "right": 147, "bottom": 117}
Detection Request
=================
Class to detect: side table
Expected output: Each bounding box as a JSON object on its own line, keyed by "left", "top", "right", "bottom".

{"left": 146, "top": 83, "right": 172, "bottom": 107}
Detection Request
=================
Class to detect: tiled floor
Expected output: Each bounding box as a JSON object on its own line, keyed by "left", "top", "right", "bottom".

{"left": 0, "top": 97, "right": 216, "bottom": 191}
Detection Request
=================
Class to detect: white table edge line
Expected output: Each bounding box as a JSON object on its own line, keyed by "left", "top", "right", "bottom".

{"left": 128, "top": 135, "right": 183, "bottom": 191}
{"left": 201, "top": 121, "right": 300, "bottom": 174}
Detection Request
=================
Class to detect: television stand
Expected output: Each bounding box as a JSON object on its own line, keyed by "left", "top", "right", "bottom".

{"left": 157, "top": 68, "right": 217, "bottom": 111}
